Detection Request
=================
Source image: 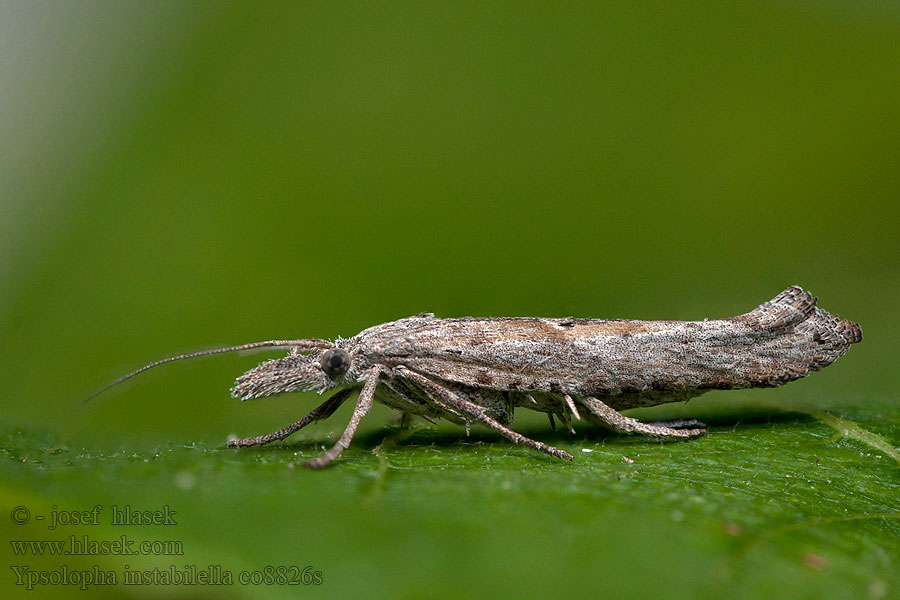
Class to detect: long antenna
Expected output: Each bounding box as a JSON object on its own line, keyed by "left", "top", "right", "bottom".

{"left": 83, "top": 338, "right": 332, "bottom": 403}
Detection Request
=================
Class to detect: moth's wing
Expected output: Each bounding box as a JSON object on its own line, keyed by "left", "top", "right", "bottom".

{"left": 728, "top": 285, "right": 861, "bottom": 375}
{"left": 389, "top": 287, "right": 861, "bottom": 395}
{"left": 385, "top": 317, "right": 680, "bottom": 396}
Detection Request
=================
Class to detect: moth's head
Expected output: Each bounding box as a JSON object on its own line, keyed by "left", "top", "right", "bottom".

{"left": 230, "top": 347, "right": 352, "bottom": 400}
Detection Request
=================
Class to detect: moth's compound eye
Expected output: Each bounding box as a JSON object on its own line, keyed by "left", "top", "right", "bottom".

{"left": 320, "top": 348, "right": 350, "bottom": 379}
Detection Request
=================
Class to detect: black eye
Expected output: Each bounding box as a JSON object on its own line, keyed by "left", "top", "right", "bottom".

{"left": 320, "top": 348, "right": 350, "bottom": 378}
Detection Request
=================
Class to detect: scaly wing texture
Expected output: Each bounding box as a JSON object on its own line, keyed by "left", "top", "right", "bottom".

{"left": 358, "top": 287, "right": 860, "bottom": 400}
{"left": 726, "top": 285, "right": 862, "bottom": 384}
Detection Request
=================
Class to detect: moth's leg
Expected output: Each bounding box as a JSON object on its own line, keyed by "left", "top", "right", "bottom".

{"left": 563, "top": 394, "right": 581, "bottom": 420}
{"left": 226, "top": 388, "right": 352, "bottom": 448}
{"left": 506, "top": 395, "right": 516, "bottom": 428}
{"left": 455, "top": 387, "right": 512, "bottom": 427}
{"left": 396, "top": 368, "right": 573, "bottom": 461}
{"left": 643, "top": 418, "right": 707, "bottom": 429}
{"left": 581, "top": 396, "right": 707, "bottom": 439}
{"left": 377, "top": 377, "right": 444, "bottom": 425}
{"left": 559, "top": 411, "right": 576, "bottom": 435}
{"left": 303, "top": 366, "right": 383, "bottom": 469}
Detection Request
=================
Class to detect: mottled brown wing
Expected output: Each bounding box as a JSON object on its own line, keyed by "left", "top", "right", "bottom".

{"left": 375, "top": 287, "right": 860, "bottom": 398}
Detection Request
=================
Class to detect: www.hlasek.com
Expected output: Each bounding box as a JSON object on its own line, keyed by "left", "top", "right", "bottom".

{"left": 11, "top": 534, "right": 183, "bottom": 557}
{"left": 10, "top": 565, "right": 324, "bottom": 590}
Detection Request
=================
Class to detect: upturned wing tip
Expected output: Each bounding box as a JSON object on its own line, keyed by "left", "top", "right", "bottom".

{"left": 742, "top": 285, "right": 861, "bottom": 347}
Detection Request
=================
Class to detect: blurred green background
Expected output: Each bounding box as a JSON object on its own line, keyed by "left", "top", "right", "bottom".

{"left": 2, "top": 1, "right": 899, "bottom": 599}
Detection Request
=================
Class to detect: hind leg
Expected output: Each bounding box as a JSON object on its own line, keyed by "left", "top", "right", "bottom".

{"left": 644, "top": 417, "right": 707, "bottom": 430}
{"left": 581, "top": 397, "right": 707, "bottom": 439}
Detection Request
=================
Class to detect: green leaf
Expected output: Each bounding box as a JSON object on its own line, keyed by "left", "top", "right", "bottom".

{"left": 3, "top": 404, "right": 898, "bottom": 599}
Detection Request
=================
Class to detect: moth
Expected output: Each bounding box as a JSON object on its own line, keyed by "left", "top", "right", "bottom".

{"left": 91, "top": 286, "right": 861, "bottom": 467}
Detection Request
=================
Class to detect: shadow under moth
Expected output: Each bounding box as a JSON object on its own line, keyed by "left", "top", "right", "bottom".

{"left": 90, "top": 286, "right": 861, "bottom": 467}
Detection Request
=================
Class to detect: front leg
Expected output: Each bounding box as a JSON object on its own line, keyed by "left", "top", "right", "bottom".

{"left": 226, "top": 388, "right": 352, "bottom": 448}
{"left": 304, "top": 366, "right": 384, "bottom": 468}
